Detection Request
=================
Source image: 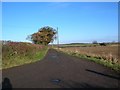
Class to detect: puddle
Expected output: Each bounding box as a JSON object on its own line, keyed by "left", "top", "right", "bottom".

{"left": 51, "top": 79, "right": 61, "bottom": 84}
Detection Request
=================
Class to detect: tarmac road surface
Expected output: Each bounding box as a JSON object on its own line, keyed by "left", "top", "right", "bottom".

{"left": 1, "top": 49, "right": 120, "bottom": 88}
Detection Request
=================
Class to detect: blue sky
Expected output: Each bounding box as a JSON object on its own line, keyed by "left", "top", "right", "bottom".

{"left": 2, "top": 2, "right": 118, "bottom": 44}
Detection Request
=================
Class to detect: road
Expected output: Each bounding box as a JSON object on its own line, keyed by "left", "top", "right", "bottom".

{"left": 1, "top": 49, "right": 120, "bottom": 88}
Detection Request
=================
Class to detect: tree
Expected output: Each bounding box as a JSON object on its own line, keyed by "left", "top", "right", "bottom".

{"left": 99, "top": 43, "right": 106, "bottom": 46}
{"left": 27, "top": 26, "right": 57, "bottom": 45}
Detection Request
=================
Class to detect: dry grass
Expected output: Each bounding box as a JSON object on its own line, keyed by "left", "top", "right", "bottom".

{"left": 58, "top": 45, "right": 119, "bottom": 64}
{"left": 55, "top": 45, "right": 120, "bottom": 72}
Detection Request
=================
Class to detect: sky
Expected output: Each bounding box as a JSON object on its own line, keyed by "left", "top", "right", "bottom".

{"left": 1, "top": 0, "right": 120, "bottom": 2}
{"left": 2, "top": 2, "right": 118, "bottom": 44}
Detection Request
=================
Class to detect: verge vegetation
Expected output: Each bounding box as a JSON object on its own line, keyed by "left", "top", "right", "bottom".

{"left": 2, "top": 41, "right": 49, "bottom": 69}
{"left": 54, "top": 44, "right": 120, "bottom": 72}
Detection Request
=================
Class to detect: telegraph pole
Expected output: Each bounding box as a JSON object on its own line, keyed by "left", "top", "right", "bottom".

{"left": 57, "top": 27, "right": 59, "bottom": 49}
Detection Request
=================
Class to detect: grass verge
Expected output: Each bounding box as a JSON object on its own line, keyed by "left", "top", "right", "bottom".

{"left": 55, "top": 48, "right": 120, "bottom": 73}
{"left": 2, "top": 46, "right": 49, "bottom": 70}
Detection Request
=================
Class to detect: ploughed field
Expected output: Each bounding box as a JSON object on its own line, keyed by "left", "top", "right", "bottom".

{"left": 57, "top": 44, "right": 119, "bottom": 72}
{"left": 59, "top": 45, "right": 119, "bottom": 63}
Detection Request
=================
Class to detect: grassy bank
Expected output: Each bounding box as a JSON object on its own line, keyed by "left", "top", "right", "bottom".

{"left": 54, "top": 46, "right": 120, "bottom": 72}
{"left": 2, "top": 42, "right": 49, "bottom": 69}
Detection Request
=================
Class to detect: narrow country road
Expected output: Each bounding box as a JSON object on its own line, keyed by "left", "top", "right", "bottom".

{"left": 1, "top": 49, "right": 120, "bottom": 88}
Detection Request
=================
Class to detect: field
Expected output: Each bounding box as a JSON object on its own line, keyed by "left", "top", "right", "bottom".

{"left": 2, "top": 41, "right": 48, "bottom": 69}
{"left": 1, "top": 41, "right": 120, "bottom": 71}
{"left": 55, "top": 44, "right": 120, "bottom": 71}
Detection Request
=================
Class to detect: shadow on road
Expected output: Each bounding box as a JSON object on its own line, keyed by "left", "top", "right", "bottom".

{"left": 2, "top": 77, "right": 12, "bottom": 90}
{"left": 56, "top": 80, "right": 103, "bottom": 88}
{"left": 50, "top": 78, "right": 103, "bottom": 88}
{"left": 86, "top": 69, "right": 120, "bottom": 80}
{"left": 68, "top": 81, "right": 103, "bottom": 88}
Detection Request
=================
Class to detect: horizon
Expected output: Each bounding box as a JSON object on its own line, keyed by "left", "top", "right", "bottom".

{"left": 1, "top": 40, "right": 118, "bottom": 44}
{"left": 2, "top": 2, "right": 118, "bottom": 44}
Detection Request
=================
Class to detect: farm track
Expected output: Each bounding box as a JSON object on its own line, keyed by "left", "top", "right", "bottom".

{"left": 1, "top": 49, "right": 120, "bottom": 88}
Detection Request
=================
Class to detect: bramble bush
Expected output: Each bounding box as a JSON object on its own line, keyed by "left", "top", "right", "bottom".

{"left": 2, "top": 41, "right": 48, "bottom": 69}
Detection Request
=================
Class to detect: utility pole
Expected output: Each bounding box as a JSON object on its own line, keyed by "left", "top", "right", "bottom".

{"left": 57, "top": 27, "right": 59, "bottom": 49}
